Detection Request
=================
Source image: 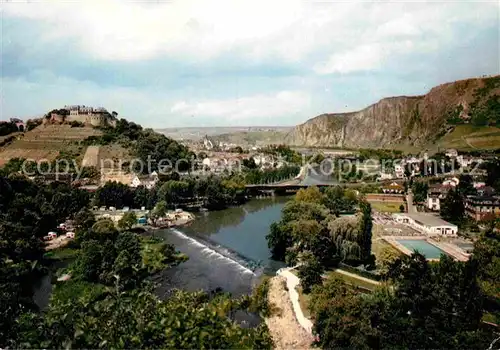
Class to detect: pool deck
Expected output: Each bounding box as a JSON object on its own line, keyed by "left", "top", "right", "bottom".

{"left": 383, "top": 236, "right": 469, "bottom": 262}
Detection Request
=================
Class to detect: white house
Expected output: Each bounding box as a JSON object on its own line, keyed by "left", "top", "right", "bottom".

{"left": 44, "top": 232, "right": 57, "bottom": 241}
{"left": 394, "top": 165, "right": 405, "bottom": 178}
{"left": 392, "top": 213, "right": 458, "bottom": 236}
{"left": 253, "top": 154, "right": 274, "bottom": 166}
{"left": 457, "top": 155, "right": 484, "bottom": 168}
{"left": 405, "top": 156, "right": 421, "bottom": 164}
{"left": 130, "top": 173, "right": 159, "bottom": 190}
{"left": 473, "top": 181, "right": 486, "bottom": 189}
{"left": 202, "top": 137, "right": 214, "bottom": 150}
{"left": 253, "top": 154, "right": 275, "bottom": 170}
{"left": 445, "top": 149, "right": 458, "bottom": 158}
{"left": 442, "top": 177, "right": 459, "bottom": 187}
{"left": 131, "top": 176, "right": 142, "bottom": 188}
{"left": 382, "top": 182, "right": 405, "bottom": 194}
{"left": 379, "top": 172, "right": 394, "bottom": 180}
{"left": 426, "top": 184, "right": 453, "bottom": 211}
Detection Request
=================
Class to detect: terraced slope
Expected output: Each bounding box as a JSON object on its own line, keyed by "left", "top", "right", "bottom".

{"left": 0, "top": 125, "right": 102, "bottom": 166}
{"left": 435, "top": 125, "right": 500, "bottom": 151}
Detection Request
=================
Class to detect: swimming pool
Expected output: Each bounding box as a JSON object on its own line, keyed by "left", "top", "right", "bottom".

{"left": 396, "top": 239, "right": 447, "bottom": 259}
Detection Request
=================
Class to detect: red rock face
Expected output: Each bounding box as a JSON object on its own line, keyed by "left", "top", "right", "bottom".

{"left": 285, "top": 76, "right": 500, "bottom": 148}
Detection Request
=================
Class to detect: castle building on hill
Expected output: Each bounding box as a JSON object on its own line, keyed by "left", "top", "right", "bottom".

{"left": 44, "top": 105, "right": 117, "bottom": 127}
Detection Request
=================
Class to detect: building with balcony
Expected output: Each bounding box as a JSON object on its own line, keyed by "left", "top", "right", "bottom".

{"left": 465, "top": 195, "right": 500, "bottom": 221}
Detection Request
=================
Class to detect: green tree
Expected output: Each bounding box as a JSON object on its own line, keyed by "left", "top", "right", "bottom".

{"left": 15, "top": 288, "right": 273, "bottom": 349}
{"left": 310, "top": 253, "right": 495, "bottom": 350}
{"left": 377, "top": 246, "right": 402, "bottom": 274}
{"left": 440, "top": 188, "right": 465, "bottom": 225}
{"left": 457, "top": 174, "right": 476, "bottom": 196}
{"left": 297, "top": 252, "right": 324, "bottom": 293}
{"left": 113, "top": 232, "right": 143, "bottom": 289}
{"left": 295, "top": 186, "right": 323, "bottom": 203}
{"left": 95, "top": 181, "right": 134, "bottom": 209}
{"left": 118, "top": 211, "right": 137, "bottom": 230}
{"left": 74, "top": 208, "right": 96, "bottom": 230}
{"left": 473, "top": 229, "right": 500, "bottom": 307}
{"left": 267, "top": 222, "right": 293, "bottom": 261}
{"left": 158, "top": 180, "right": 190, "bottom": 207}
{"left": 322, "top": 186, "right": 358, "bottom": 216}
{"left": 310, "top": 277, "right": 380, "bottom": 350}
{"left": 242, "top": 157, "right": 257, "bottom": 169}
{"left": 133, "top": 185, "right": 151, "bottom": 209}
{"left": 267, "top": 200, "right": 330, "bottom": 262}
{"left": 358, "top": 201, "right": 373, "bottom": 264}
{"left": 411, "top": 181, "right": 429, "bottom": 203}
{"left": 74, "top": 239, "right": 107, "bottom": 282}
{"left": 399, "top": 204, "right": 405, "bottom": 213}
{"left": 150, "top": 201, "right": 167, "bottom": 225}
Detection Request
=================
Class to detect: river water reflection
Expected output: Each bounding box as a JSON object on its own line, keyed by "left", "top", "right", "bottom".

{"left": 155, "top": 197, "right": 290, "bottom": 298}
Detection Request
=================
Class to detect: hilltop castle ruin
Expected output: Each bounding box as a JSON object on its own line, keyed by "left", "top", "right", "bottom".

{"left": 44, "top": 105, "right": 117, "bottom": 127}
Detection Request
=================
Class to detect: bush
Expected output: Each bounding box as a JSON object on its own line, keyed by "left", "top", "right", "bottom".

{"left": 70, "top": 120, "right": 84, "bottom": 128}
{"left": 248, "top": 276, "right": 276, "bottom": 317}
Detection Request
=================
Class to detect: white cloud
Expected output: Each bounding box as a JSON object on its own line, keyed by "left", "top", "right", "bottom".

{"left": 313, "top": 44, "right": 384, "bottom": 75}
{"left": 4, "top": 0, "right": 498, "bottom": 71}
{"left": 1, "top": 74, "right": 311, "bottom": 126}
{"left": 2, "top": 0, "right": 499, "bottom": 127}
{"left": 169, "top": 91, "right": 310, "bottom": 123}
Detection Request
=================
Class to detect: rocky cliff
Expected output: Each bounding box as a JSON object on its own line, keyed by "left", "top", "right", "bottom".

{"left": 285, "top": 76, "right": 500, "bottom": 148}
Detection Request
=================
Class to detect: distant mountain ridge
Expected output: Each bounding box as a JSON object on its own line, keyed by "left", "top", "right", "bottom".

{"left": 285, "top": 76, "right": 500, "bottom": 150}
{"left": 156, "top": 126, "right": 292, "bottom": 141}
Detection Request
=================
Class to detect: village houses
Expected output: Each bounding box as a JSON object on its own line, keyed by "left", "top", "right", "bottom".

{"left": 130, "top": 171, "right": 159, "bottom": 189}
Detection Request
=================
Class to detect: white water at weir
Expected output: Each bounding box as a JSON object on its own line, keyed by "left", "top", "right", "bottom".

{"left": 170, "top": 228, "right": 255, "bottom": 276}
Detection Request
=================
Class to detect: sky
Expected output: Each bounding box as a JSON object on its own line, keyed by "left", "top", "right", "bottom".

{"left": 1, "top": 0, "right": 499, "bottom": 128}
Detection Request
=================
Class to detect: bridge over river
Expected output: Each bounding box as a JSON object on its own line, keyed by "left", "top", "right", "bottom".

{"left": 245, "top": 167, "right": 341, "bottom": 194}
{"left": 244, "top": 166, "right": 403, "bottom": 195}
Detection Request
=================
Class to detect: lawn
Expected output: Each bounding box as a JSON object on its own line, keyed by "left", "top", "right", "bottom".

{"left": 44, "top": 247, "right": 80, "bottom": 261}
{"left": 295, "top": 285, "right": 312, "bottom": 318}
{"left": 326, "top": 270, "right": 379, "bottom": 292}
{"left": 292, "top": 265, "right": 380, "bottom": 292}
{"left": 482, "top": 312, "right": 499, "bottom": 325}
{"left": 372, "top": 236, "right": 398, "bottom": 262}
{"left": 52, "top": 279, "right": 106, "bottom": 304}
{"left": 369, "top": 201, "right": 403, "bottom": 213}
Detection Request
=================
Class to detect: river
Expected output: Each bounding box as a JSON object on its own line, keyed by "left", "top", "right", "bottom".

{"left": 154, "top": 197, "right": 289, "bottom": 298}
{"left": 34, "top": 197, "right": 290, "bottom": 312}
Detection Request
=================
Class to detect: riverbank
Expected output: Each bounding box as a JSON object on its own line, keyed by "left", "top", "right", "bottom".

{"left": 265, "top": 276, "right": 314, "bottom": 349}
{"left": 145, "top": 210, "right": 196, "bottom": 230}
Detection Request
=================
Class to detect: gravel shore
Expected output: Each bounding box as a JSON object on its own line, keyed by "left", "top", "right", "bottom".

{"left": 265, "top": 276, "right": 314, "bottom": 350}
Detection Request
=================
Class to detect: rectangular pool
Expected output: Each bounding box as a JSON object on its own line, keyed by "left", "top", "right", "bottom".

{"left": 396, "top": 239, "right": 447, "bottom": 259}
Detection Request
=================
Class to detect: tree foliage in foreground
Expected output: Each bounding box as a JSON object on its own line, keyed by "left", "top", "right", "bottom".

{"left": 473, "top": 229, "right": 500, "bottom": 320}
{"left": 0, "top": 176, "right": 91, "bottom": 344}
{"left": 310, "top": 253, "right": 496, "bottom": 350}
{"left": 16, "top": 287, "right": 273, "bottom": 349}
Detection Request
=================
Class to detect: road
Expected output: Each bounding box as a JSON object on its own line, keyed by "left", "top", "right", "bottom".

{"left": 406, "top": 190, "right": 417, "bottom": 214}
{"left": 277, "top": 268, "right": 313, "bottom": 334}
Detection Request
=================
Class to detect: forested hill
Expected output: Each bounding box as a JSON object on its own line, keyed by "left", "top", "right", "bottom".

{"left": 0, "top": 117, "right": 194, "bottom": 174}
{"left": 285, "top": 75, "right": 500, "bottom": 150}
{"left": 84, "top": 118, "right": 194, "bottom": 173}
